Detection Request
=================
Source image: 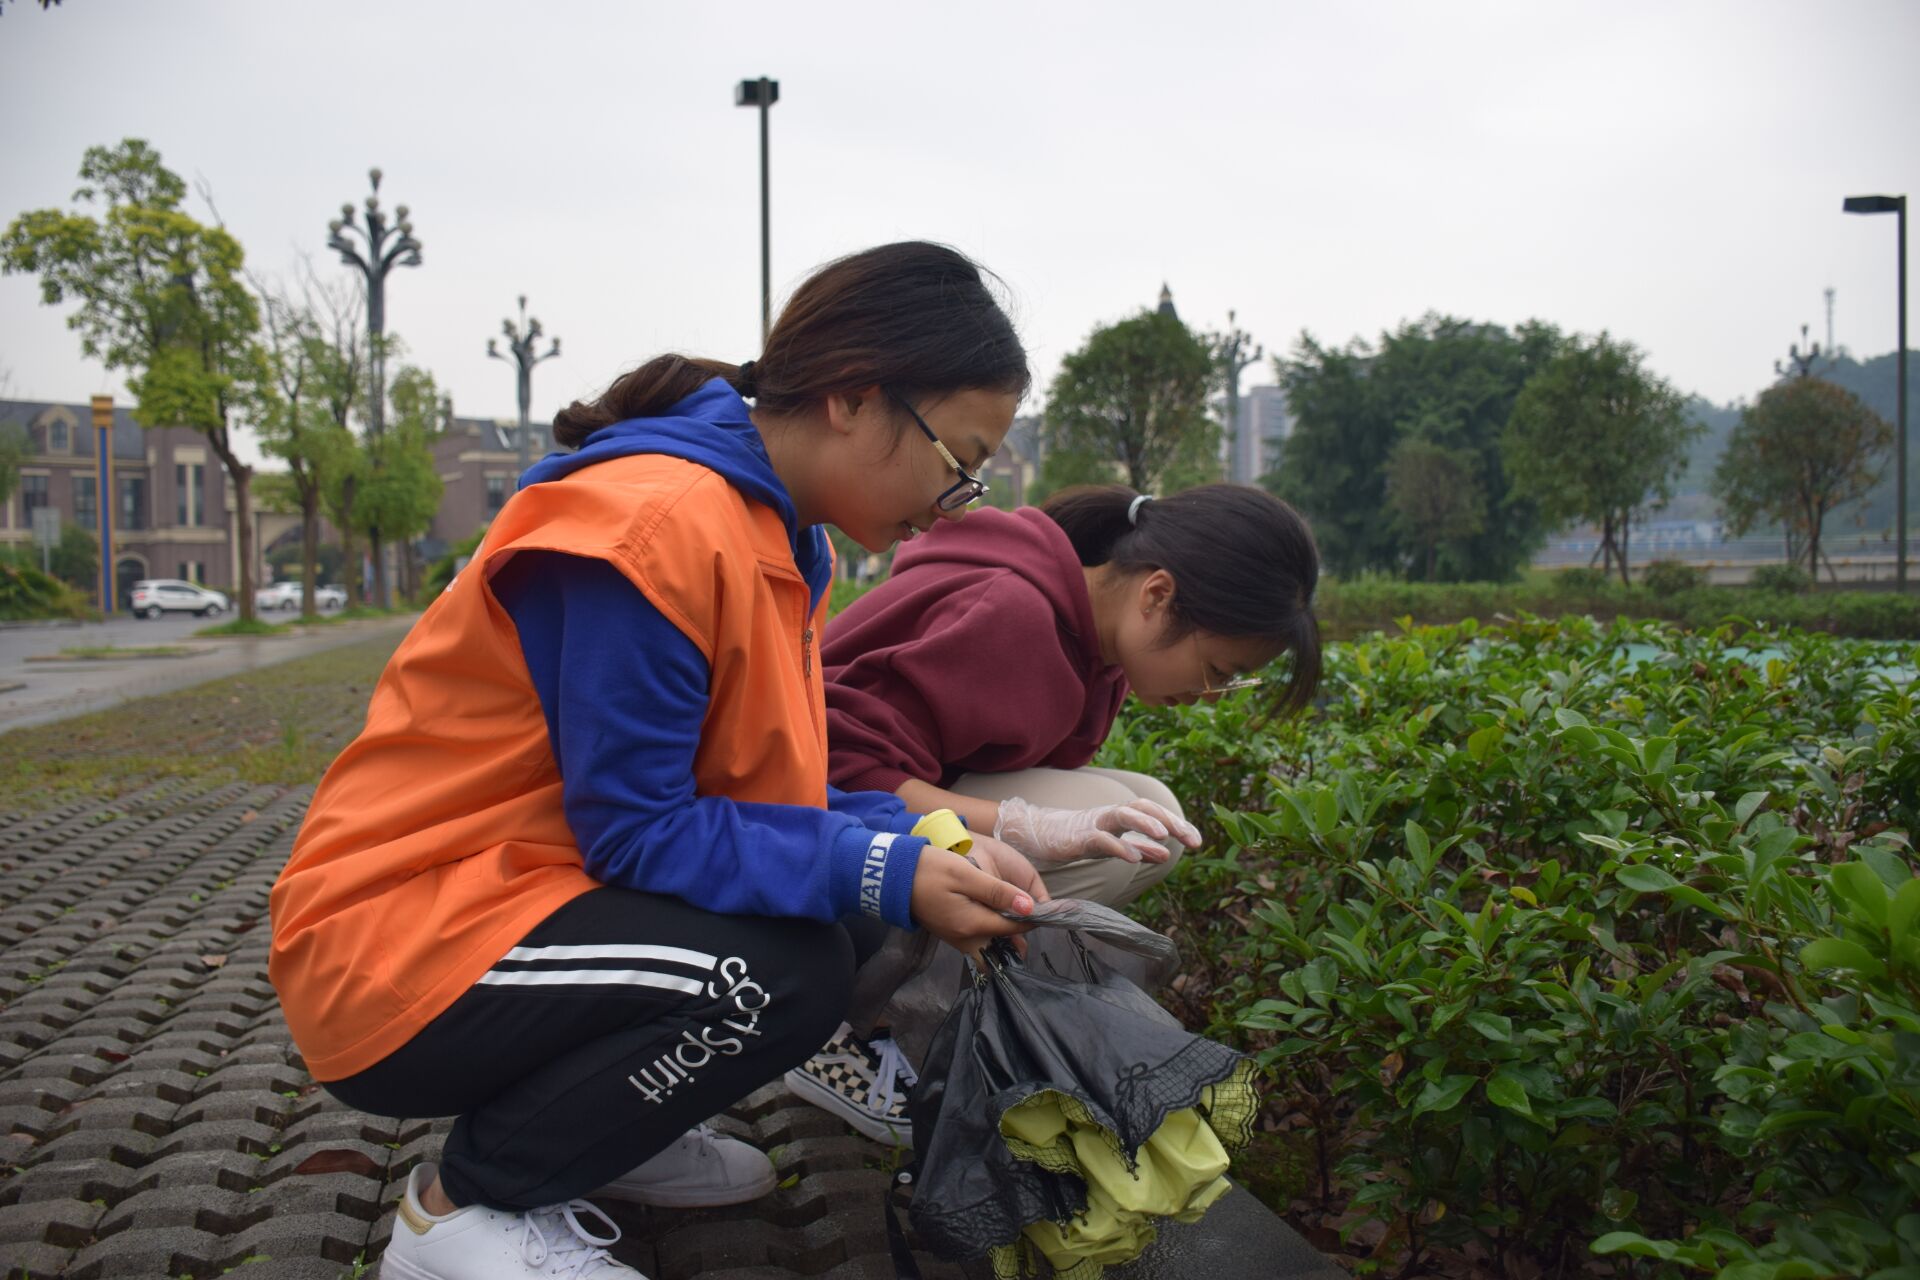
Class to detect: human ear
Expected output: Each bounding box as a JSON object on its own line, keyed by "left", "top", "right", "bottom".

{"left": 1137, "top": 569, "right": 1176, "bottom": 619}
{"left": 825, "top": 387, "right": 879, "bottom": 437}
{"left": 829, "top": 383, "right": 887, "bottom": 433}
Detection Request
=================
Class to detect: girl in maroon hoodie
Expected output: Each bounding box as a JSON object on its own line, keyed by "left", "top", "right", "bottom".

{"left": 786, "top": 483, "right": 1320, "bottom": 1142}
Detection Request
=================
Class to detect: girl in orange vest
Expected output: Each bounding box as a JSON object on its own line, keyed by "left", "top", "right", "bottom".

{"left": 269, "top": 242, "right": 1043, "bottom": 1280}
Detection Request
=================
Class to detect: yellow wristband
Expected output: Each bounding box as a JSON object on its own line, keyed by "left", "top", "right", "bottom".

{"left": 910, "top": 808, "right": 974, "bottom": 855}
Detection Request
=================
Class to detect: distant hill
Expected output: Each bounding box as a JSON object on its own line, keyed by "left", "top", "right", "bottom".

{"left": 1678, "top": 396, "right": 1742, "bottom": 496}
{"left": 1676, "top": 350, "right": 1918, "bottom": 533}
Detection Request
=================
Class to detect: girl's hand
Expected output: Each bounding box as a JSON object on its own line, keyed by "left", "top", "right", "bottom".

{"left": 909, "top": 834, "right": 1048, "bottom": 959}
{"left": 993, "top": 796, "right": 1202, "bottom": 865}
{"left": 964, "top": 833, "right": 1050, "bottom": 903}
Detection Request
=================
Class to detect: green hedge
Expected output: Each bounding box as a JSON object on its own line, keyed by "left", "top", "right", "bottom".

{"left": 1318, "top": 573, "right": 1920, "bottom": 641}
{"left": 0, "top": 559, "right": 95, "bottom": 621}
{"left": 1103, "top": 617, "right": 1919, "bottom": 1277}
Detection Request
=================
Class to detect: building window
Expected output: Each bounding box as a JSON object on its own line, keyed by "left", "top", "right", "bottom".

{"left": 47, "top": 420, "right": 69, "bottom": 453}
{"left": 178, "top": 560, "right": 206, "bottom": 584}
{"left": 73, "top": 476, "right": 96, "bottom": 529}
{"left": 119, "top": 476, "right": 147, "bottom": 530}
{"left": 485, "top": 474, "right": 509, "bottom": 515}
{"left": 20, "top": 475, "right": 48, "bottom": 518}
{"left": 175, "top": 462, "right": 204, "bottom": 526}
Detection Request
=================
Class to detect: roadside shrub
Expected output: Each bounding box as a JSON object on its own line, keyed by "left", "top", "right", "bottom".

{"left": 1640, "top": 558, "right": 1703, "bottom": 596}
{"left": 423, "top": 524, "right": 488, "bottom": 598}
{"left": 1310, "top": 574, "right": 1918, "bottom": 641}
{"left": 1106, "top": 618, "right": 1919, "bottom": 1276}
{"left": 830, "top": 576, "right": 879, "bottom": 618}
{"left": 0, "top": 559, "right": 93, "bottom": 620}
{"left": 49, "top": 525, "right": 98, "bottom": 591}
{"left": 1749, "top": 563, "right": 1808, "bottom": 594}
{"left": 1550, "top": 566, "right": 1613, "bottom": 595}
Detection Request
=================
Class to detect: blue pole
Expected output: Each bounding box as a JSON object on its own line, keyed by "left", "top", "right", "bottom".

{"left": 91, "top": 395, "right": 115, "bottom": 615}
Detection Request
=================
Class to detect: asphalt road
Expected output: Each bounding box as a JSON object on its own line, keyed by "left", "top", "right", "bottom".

{"left": 0, "top": 609, "right": 417, "bottom": 733}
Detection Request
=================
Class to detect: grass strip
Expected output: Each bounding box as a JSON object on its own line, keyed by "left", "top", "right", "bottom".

{"left": 31, "top": 645, "right": 204, "bottom": 661}
{"left": 195, "top": 618, "right": 296, "bottom": 638}
{"left": 0, "top": 630, "right": 403, "bottom": 815}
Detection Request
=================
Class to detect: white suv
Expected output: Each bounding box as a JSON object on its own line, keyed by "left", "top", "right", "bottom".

{"left": 255, "top": 581, "right": 303, "bottom": 611}
{"left": 130, "top": 579, "right": 231, "bottom": 619}
{"left": 256, "top": 581, "right": 348, "bottom": 611}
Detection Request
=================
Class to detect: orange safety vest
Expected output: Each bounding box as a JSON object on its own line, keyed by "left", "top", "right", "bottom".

{"left": 269, "top": 454, "right": 830, "bottom": 1081}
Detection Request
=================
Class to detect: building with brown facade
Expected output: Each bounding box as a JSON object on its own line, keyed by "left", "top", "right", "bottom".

{"left": 0, "top": 398, "right": 251, "bottom": 606}
{"left": 422, "top": 415, "right": 554, "bottom": 555}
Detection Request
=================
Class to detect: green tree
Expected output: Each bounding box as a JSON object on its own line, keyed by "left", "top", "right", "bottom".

{"left": 1713, "top": 375, "right": 1892, "bottom": 581}
{"left": 1272, "top": 332, "right": 1390, "bottom": 576}
{"left": 48, "top": 523, "right": 97, "bottom": 591}
{"left": 251, "top": 271, "right": 365, "bottom": 616}
{"left": 1385, "top": 436, "right": 1485, "bottom": 580}
{"left": 312, "top": 294, "right": 371, "bottom": 606}
{"left": 1043, "top": 310, "right": 1218, "bottom": 493}
{"left": 0, "top": 420, "right": 26, "bottom": 507}
{"left": 320, "top": 435, "right": 372, "bottom": 604}
{"left": 1504, "top": 333, "right": 1699, "bottom": 586}
{"left": 355, "top": 364, "right": 444, "bottom": 603}
{"left": 1273, "top": 316, "right": 1558, "bottom": 580}
{"left": 2, "top": 139, "right": 266, "bottom": 620}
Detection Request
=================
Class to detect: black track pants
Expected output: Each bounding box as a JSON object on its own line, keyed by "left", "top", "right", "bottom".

{"left": 326, "top": 887, "right": 870, "bottom": 1210}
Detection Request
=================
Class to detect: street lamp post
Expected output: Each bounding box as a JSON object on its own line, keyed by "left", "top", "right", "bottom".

{"left": 328, "top": 167, "right": 422, "bottom": 607}
{"left": 488, "top": 295, "right": 561, "bottom": 479}
{"left": 735, "top": 77, "right": 779, "bottom": 347}
{"left": 1843, "top": 193, "right": 1908, "bottom": 591}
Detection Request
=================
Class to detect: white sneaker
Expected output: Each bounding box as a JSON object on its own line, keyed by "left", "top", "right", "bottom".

{"left": 381, "top": 1162, "right": 645, "bottom": 1279}
{"left": 591, "top": 1122, "right": 777, "bottom": 1208}
{"left": 783, "top": 1022, "right": 916, "bottom": 1146}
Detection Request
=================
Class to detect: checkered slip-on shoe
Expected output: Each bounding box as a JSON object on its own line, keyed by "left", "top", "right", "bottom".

{"left": 783, "top": 1021, "right": 916, "bottom": 1146}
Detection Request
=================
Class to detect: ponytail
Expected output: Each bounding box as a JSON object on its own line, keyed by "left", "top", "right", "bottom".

{"left": 551, "top": 241, "right": 1029, "bottom": 452}
{"left": 1043, "top": 483, "right": 1323, "bottom": 715}
{"left": 552, "top": 356, "right": 745, "bottom": 449}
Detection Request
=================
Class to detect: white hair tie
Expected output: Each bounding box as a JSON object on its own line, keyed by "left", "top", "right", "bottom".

{"left": 1127, "top": 494, "right": 1154, "bottom": 526}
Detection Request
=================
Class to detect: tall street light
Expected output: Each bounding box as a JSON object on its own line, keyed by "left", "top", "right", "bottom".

{"left": 735, "top": 76, "right": 779, "bottom": 347}
{"left": 488, "top": 295, "right": 561, "bottom": 478}
{"left": 328, "top": 167, "right": 422, "bottom": 607}
{"left": 1844, "top": 193, "right": 1909, "bottom": 590}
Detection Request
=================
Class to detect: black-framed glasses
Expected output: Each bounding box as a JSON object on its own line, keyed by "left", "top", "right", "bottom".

{"left": 885, "top": 388, "right": 989, "bottom": 512}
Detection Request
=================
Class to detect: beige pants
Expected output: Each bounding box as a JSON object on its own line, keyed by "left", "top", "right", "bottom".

{"left": 844, "top": 766, "right": 1187, "bottom": 1065}
{"left": 946, "top": 765, "right": 1187, "bottom": 907}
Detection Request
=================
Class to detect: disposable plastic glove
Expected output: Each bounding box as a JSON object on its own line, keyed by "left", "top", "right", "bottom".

{"left": 992, "top": 796, "right": 1202, "bottom": 866}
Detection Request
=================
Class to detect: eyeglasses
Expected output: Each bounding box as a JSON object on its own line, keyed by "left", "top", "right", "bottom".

{"left": 1196, "top": 634, "right": 1263, "bottom": 698}
{"left": 885, "top": 388, "right": 990, "bottom": 512}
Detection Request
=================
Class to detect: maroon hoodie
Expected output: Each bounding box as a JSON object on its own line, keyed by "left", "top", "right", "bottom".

{"left": 824, "top": 506, "right": 1130, "bottom": 794}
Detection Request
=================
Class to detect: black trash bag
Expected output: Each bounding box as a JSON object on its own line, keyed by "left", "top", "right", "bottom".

{"left": 846, "top": 894, "right": 1182, "bottom": 1072}
{"left": 905, "top": 935, "right": 1255, "bottom": 1266}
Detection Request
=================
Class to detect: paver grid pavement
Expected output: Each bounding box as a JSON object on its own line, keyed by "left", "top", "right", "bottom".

{"left": 0, "top": 779, "right": 993, "bottom": 1280}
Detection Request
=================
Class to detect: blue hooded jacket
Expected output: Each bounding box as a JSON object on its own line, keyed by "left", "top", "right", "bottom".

{"left": 496, "top": 380, "right": 928, "bottom": 928}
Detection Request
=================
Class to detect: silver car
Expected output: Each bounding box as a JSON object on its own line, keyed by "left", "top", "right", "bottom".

{"left": 130, "top": 579, "right": 231, "bottom": 619}
{"left": 255, "top": 581, "right": 304, "bottom": 611}
{"left": 255, "top": 581, "right": 348, "bottom": 612}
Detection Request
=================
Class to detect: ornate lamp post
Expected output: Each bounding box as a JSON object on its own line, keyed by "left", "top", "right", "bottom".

{"left": 488, "top": 295, "right": 561, "bottom": 477}
{"left": 327, "top": 167, "right": 421, "bottom": 605}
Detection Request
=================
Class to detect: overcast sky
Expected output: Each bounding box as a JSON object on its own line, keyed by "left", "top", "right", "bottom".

{"left": 3, "top": 0, "right": 1916, "bottom": 469}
